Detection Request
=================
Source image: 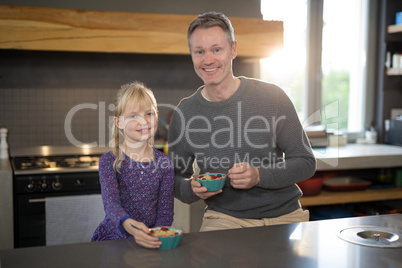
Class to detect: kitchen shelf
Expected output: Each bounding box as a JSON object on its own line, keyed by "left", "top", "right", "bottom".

{"left": 388, "top": 24, "right": 402, "bottom": 34}
{"left": 300, "top": 187, "right": 402, "bottom": 207}
{"left": 304, "top": 144, "right": 402, "bottom": 207}
{"left": 0, "top": 5, "right": 283, "bottom": 58}
{"left": 386, "top": 68, "right": 402, "bottom": 75}
{"left": 386, "top": 23, "right": 402, "bottom": 77}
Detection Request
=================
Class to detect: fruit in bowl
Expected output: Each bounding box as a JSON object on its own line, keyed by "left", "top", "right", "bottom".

{"left": 195, "top": 173, "right": 227, "bottom": 191}
{"left": 149, "top": 226, "right": 183, "bottom": 249}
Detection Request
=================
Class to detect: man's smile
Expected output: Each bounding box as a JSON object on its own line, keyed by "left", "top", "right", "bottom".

{"left": 204, "top": 67, "right": 219, "bottom": 72}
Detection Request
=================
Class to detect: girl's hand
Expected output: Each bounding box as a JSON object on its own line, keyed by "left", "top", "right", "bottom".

{"left": 228, "top": 162, "right": 260, "bottom": 189}
{"left": 122, "top": 219, "right": 162, "bottom": 249}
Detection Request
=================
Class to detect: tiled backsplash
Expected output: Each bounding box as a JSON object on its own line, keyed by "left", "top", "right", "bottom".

{"left": 0, "top": 87, "right": 192, "bottom": 148}
{"left": 0, "top": 50, "right": 257, "bottom": 149}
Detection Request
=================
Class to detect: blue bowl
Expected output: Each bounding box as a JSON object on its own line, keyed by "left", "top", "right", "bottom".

{"left": 195, "top": 173, "right": 227, "bottom": 191}
{"left": 149, "top": 226, "right": 183, "bottom": 250}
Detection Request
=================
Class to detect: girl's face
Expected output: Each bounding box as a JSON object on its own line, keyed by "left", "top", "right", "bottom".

{"left": 115, "top": 101, "right": 158, "bottom": 148}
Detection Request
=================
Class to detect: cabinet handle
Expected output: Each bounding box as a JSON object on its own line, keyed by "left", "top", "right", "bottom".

{"left": 28, "top": 198, "right": 46, "bottom": 203}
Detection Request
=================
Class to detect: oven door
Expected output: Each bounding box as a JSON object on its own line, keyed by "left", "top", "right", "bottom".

{"left": 15, "top": 192, "right": 104, "bottom": 248}
{"left": 16, "top": 194, "right": 47, "bottom": 248}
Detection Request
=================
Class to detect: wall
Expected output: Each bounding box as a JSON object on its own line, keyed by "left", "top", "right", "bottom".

{"left": 0, "top": 0, "right": 262, "bottom": 148}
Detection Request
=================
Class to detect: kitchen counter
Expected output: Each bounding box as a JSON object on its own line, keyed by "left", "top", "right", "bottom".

{"left": 0, "top": 158, "right": 13, "bottom": 249}
{"left": 314, "top": 143, "right": 402, "bottom": 171}
{"left": 0, "top": 214, "right": 401, "bottom": 268}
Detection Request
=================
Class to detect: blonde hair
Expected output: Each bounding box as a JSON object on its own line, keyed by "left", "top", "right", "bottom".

{"left": 110, "top": 81, "right": 158, "bottom": 173}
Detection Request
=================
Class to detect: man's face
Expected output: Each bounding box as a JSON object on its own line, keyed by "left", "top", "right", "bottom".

{"left": 189, "top": 26, "right": 237, "bottom": 87}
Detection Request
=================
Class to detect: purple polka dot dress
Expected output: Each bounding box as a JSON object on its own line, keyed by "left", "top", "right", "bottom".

{"left": 91, "top": 148, "right": 174, "bottom": 241}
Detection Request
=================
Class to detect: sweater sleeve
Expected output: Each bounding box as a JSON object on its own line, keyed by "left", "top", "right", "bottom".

{"left": 168, "top": 104, "right": 201, "bottom": 204}
{"left": 155, "top": 154, "right": 175, "bottom": 226}
{"left": 257, "top": 87, "right": 316, "bottom": 189}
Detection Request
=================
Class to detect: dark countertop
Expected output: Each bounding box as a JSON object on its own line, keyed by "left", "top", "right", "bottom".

{"left": 1, "top": 214, "right": 401, "bottom": 268}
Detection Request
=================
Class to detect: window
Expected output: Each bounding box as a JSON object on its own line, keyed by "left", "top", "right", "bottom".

{"left": 260, "top": 0, "right": 307, "bottom": 118}
{"left": 260, "top": 0, "right": 372, "bottom": 136}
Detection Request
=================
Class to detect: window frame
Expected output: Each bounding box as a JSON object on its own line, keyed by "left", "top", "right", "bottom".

{"left": 305, "top": 0, "right": 378, "bottom": 141}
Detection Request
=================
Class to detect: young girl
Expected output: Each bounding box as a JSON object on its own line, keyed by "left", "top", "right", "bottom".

{"left": 92, "top": 81, "right": 174, "bottom": 249}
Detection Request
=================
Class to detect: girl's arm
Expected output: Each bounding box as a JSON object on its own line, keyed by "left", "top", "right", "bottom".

{"left": 154, "top": 156, "right": 175, "bottom": 227}
{"left": 99, "top": 154, "right": 130, "bottom": 229}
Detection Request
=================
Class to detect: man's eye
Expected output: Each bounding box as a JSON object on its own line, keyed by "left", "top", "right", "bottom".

{"left": 195, "top": 50, "right": 203, "bottom": 55}
{"left": 214, "top": 48, "right": 220, "bottom": 53}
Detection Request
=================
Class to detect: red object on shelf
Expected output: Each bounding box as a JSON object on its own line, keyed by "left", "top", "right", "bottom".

{"left": 297, "top": 173, "right": 326, "bottom": 196}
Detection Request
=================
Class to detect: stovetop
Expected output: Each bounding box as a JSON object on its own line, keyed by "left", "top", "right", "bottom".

{"left": 10, "top": 146, "right": 108, "bottom": 175}
{"left": 12, "top": 155, "right": 101, "bottom": 174}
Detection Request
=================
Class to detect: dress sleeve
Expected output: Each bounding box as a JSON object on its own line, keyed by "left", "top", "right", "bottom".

{"left": 155, "top": 155, "right": 175, "bottom": 226}
{"left": 98, "top": 153, "right": 131, "bottom": 229}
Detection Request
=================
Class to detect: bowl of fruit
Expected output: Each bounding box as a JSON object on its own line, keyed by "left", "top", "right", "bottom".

{"left": 149, "top": 226, "right": 184, "bottom": 250}
{"left": 195, "top": 173, "right": 227, "bottom": 191}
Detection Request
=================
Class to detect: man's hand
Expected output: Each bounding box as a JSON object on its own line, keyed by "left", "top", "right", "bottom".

{"left": 190, "top": 178, "right": 222, "bottom": 199}
{"left": 228, "top": 162, "right": 260, "bottom": 189}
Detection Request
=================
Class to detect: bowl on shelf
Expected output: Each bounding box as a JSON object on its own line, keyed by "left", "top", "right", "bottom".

{"left": 297, "top": 173, "right": 326, "bottom": 196}
{"left": 195, "top": 173, "right": 227, "bottom": 191}
{"left": 149, "top": 226, "right": 184, "bottom": 250}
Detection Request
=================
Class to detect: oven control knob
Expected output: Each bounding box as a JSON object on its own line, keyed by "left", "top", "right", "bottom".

{"left": 26, "top": 182, "right": 35, "bottom": 192}
{"left": 52, "top": 180, "right": 62, "bottom": 191}
{"left": 41, "top": 181, "right": 48, "bottom": 189}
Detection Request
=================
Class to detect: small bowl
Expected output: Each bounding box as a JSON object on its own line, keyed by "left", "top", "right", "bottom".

{"left": 297, "top": 173, "right": 326, "bottom": 196}
{"left": 149, "top": 226, "right": 183, "bottom": 250}
{"left": 195, "top": 173, "right": 227, "bottom": 191}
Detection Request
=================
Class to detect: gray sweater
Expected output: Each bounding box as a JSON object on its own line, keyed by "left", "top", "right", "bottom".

{"left": 168, "top": 77, "right": 316, "bottom": 219}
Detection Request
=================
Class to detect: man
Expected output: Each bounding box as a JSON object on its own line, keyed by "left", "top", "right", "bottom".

{"left": 168, "top": 11, "right": 316, "bottom": 231}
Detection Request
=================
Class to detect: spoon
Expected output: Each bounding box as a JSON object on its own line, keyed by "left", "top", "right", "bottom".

{"left": 185, "top": 172, "right": 229, "bottom": 180}
{"left": 130, "top": 223, "right": 148, "bottom": 233}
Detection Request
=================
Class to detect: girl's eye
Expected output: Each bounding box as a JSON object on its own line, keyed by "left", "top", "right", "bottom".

{"left": 129, "top": 115, "right": 137, "bottom": 119}
{"left": 147, "top": 112, "right": 155, "bottom": 116}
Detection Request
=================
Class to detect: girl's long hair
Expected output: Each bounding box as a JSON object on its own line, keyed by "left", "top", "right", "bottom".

{"left": 110, "top": 81, "right": 158, "bottom": 173}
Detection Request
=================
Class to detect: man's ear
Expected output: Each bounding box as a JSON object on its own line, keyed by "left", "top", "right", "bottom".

{"left": 231, "top": 40, "right": 238, "bottom": 60}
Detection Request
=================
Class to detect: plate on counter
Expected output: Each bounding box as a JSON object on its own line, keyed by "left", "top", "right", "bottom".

{"left": 323, "top": 176, "right": 372, "bottom": 191}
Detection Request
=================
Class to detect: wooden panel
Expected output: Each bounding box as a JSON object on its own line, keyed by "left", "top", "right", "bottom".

{"left": 0, "top": 5, "right": 283, "bottom": 57}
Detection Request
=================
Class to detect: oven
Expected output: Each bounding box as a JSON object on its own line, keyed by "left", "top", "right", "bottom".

{"left": 10, "top": 146, "right": 107, "bottom": 248}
